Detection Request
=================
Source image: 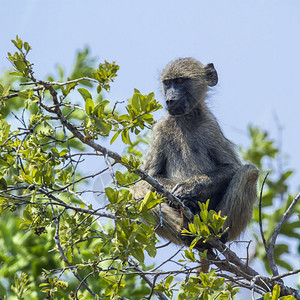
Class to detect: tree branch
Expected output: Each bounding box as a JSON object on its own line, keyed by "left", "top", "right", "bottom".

{"left": 42, "top": 80, "right": 194, "bottom": 221}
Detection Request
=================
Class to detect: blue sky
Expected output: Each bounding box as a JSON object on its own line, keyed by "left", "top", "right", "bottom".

{"left": 1, "top": 0, "right": 300, "bottom": 190}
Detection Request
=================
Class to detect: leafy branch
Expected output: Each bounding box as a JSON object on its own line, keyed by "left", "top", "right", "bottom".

{"left": 0, "top": 36, "right": 300, "bottom": 299}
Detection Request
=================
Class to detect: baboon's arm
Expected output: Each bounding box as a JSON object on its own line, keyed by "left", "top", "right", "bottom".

{"left": 171, "top": 163, "right": 237, "bottom": 204}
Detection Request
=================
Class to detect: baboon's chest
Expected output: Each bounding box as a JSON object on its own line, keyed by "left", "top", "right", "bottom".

{"left": 164, "top": 126, "right": 213, "bottom": 180}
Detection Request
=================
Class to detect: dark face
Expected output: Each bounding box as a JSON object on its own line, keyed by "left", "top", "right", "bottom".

{"left": 162, "top": 78, "right": 196, "bottom": 116}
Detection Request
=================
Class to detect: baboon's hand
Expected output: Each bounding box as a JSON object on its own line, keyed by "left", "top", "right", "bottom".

{"left": 171, "top": 181, "right": 198, "bottom": 199}
{"left": 167, "top": 186, "right": 201, "bottom": 214}
{"left": 171, "top": 175, "right": 211, "bottom": 199}
{"left": 182, "top": 198, "right": 202, "bottom": 214}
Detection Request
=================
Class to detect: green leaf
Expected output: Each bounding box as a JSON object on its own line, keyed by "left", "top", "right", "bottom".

{"left": 0, "top": 83, "right": 9, "bottom": 97}
{"left": 93, "top": 119, "right": 112, "bottom": 135}
{"left": 275, "top": 259, "right": 293, "bottom": 271}
{"left": 199, "top": 208, "right": 208, "bottom": 224}
{"left": 9, "top": 71, "right": 24, "bottom": 77}
{"left": 110, "top": 130, "right": 120, "bottom": 144}
{"left": 14, "top": 60, "right": 27, "bottom": 72}
{"left": 97, "top": 84, "right": 102, "bottom": 94}
{"left": 154, "top": 284, "right": 165, "bottom": 293}
{"left": 135, "top": 232, "right": 148, "bottom": 244}
{"left": 85, "top": 98, "right": 94, "bottom": 115}
{"left": 78, "top": 88, "right": 92, "bottom": 101}
{"left": 188, "top": 223, "right": 196, "bottom": 235}
{"left": 118, "top": 114, "right": 129, "bottom": 122}
{"left": 105, "top": 187, "right": 118, "bottom": 204}
{"left": 146, "top": 197, "right": 162, "bottom": 210}
{"left": 22, "top": 206, "right": 32, "bottom": 221}
{"left": 132, "top": 93, "right": 141, "bottom": 112}
{"left": 141, "top": 212, "right": 156, "bottom": 225}
{"left": 165, "top": 275, "right": 174, "bottom": 289}
{"left": 184, "top": 249, "right": 196, "bottom": 262}
{"left": 115, "top": 171, "right": 126, "bottom": 185}
{"left": 0, "top": 119, "right": 11, "bottom": 142}
{"left": 18, "top": 91, "right": 30, "bottom": 99}
{"left": 59, "top": 149, "right": 69, "bottom": 157}
{"left": 131, "top": 247, "right": 144, "bottom": 262}
{"left": 145, "top": 243, "right": 157, "bottom": 258}
{"left": 0, "top": 177, "right": 7, "bottom": 190}
{"left": 271, "top": 284, "right": 280, "bottom": 300}
{"left": 193, "top": 214, "right": 202, "bottom": 233}
{"left": 189, "top": 237, "right": 201, "bottom": 250}
{"left": 24, "top": 42, "right": 31, "bottom": 53}
{"left": 138, "top": 191, "right": 153, "bottom": 213}
{"left": 12, "top": 36, "right": 23, "bottom": 50}
{"left": 121, "top": 129, "right": 132, "bottom": 145}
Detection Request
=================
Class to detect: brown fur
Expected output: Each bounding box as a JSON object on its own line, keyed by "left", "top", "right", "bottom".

{"left": 131, "top": 57, "right": 259, "bottom": 247}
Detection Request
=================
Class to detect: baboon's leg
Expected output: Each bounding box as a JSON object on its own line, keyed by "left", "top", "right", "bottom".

{"left": 216, "top": 164, "right": 259, "bottom": 241}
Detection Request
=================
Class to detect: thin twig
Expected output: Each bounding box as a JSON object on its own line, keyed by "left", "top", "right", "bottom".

{"left": 53, "top": 213, "right": 96, "bottom": 297}
{"left": 270, "top": 192, "right": 300, "bottom": 249}
{"left": 267, "top": 192, "right": 300, "bottom": 277}
{"left": 128, "top": 259, "right": 169, "bottom": 300}
{"left": 37, "top": 187, "right": 115, "bottom": 219}
{"left": 272, "top": 268, "right": 300, "bottom": 281}
{"left": 259, "top": 172, "right": 269, "bottom": 251}
{"left": 151, "top": 246, "right": 184, "bottom": 272}
{"left": 1, "top": 85, "right": 44, "bottom": 100}
{"left": 111, "top": 100, "right": 125, "bottom": 115}
{"left": 20, "top": 77, "right": 99, "bottom": 87}
{"left": 156, "top": 241, "right": 172, "bottom": 249}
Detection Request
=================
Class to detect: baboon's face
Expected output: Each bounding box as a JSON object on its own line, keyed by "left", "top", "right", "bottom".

{"left": 162, "top": 77, "right": 204, "bottom": 116}
{"left": 161, "top": 58, "right": 218, "bottom": 116}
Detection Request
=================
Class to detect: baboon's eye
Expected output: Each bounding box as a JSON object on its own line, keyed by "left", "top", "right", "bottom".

{"left": 175, "top": 78, "right": 185, "bottom": 84}
{"left": 164, "top": 80, "right": 171, "bottom": 86}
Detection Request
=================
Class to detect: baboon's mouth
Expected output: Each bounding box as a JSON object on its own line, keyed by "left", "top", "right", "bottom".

{"left": 167, "top": 105, "right": 186, "bottom": 116}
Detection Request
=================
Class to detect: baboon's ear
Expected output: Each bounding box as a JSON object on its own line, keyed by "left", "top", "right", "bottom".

{"left": 204, "top": 63, "right": 218, "bottom": 86}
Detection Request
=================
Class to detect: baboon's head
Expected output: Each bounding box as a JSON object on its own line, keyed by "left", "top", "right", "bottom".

{"left": 161, "top": 58, "right": 218, "bottom": 116}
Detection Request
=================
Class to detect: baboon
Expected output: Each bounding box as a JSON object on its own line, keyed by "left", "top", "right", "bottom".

{"left": 131, "top": 57, "right": 259, "bottom": 248}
